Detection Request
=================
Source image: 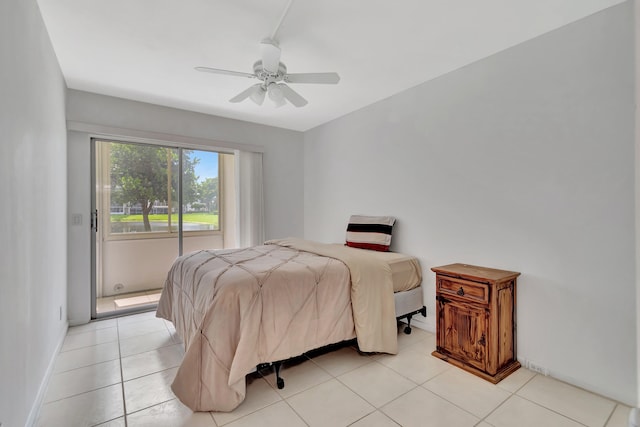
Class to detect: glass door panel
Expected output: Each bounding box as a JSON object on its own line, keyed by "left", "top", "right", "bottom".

{"left": 94, "top": 140, "right": 180, "bottom": 316}
{"left": 182, "top": 149, "right": 223, "bottom": 254}
{"left": 92, "top": 142, "right": 229, "bottom": 318}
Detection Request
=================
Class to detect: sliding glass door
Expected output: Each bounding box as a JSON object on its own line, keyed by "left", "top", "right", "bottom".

{"left": 91, "top": 139, "right": 225, "bottom": 318}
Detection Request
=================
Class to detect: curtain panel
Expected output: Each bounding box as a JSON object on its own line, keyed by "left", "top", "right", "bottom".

{"left": 234, "top": 150, "right": 265, "bottom": 248}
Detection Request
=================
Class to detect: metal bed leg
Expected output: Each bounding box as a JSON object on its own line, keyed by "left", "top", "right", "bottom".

{"left": 404, "top": 314, "right": 413, "bottom": 334}
{"left": 399, "top": 306, "right": 427, "bottom": 335}
{"left": 256, "top": 361, "right": 285, "bottom": 389}
{"left": 274, "top": 361, "right": 285, "bottom": 389}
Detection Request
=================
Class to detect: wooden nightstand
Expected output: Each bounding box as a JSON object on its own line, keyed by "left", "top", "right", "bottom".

{"left": 431, "top": 263, "right": 520, "bottom": 383}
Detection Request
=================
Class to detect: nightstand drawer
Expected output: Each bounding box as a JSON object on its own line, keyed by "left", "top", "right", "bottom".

{"left": 438, "top": 277, "right": 488, "bottom": 304}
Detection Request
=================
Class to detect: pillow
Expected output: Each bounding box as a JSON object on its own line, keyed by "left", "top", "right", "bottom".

{"left": 346, "top": 215, "right": 396, "bottom": 252}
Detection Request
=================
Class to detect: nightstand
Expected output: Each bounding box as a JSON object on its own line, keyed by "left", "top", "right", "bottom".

{"left": 431, "top": 263, "right": 520, "bottom": 383}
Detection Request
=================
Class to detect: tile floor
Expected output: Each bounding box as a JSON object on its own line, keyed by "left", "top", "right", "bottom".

{"left": 37, "top": 311, "right": 631, "bottom": 427}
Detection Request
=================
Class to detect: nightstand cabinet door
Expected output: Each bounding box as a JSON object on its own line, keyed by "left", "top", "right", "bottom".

{"left": 437, "top": 298, "right": 488, "bottom": 371}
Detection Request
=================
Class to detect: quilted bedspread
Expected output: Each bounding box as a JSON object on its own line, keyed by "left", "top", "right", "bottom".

{"left": 267, "top": 238, "right": 400, "bottom": 355}
{"left": 156, "top": 241, "right": 359, "bottom": 411}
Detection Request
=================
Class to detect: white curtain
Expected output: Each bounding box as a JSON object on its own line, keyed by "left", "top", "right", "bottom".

{"left": 234, "top": 150, "right": 265, "bottom": 248}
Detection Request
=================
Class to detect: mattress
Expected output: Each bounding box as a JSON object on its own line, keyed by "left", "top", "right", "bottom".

{"left": 364, "top": 250, "right": 422, "bottom": 292}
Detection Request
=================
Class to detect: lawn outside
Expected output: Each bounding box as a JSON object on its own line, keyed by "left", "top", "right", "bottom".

{"left": 111, "top": 213, "right": 219, "bottom": 229}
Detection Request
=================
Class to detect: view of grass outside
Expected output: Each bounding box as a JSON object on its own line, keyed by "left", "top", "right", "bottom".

{"left": 110, "top": 213, "right": 219, "bottom": 228}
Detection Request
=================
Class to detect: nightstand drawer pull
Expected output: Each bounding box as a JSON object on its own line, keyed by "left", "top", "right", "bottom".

{"left": 457, "top": 287, "right": 465, "bottom": 296}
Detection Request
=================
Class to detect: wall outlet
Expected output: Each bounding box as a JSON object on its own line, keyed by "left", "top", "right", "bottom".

{"left": 525, "top": 359, "right": 548, "bottom": 376}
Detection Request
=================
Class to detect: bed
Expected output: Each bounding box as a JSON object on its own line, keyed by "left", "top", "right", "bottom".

{"left": 156, "top": 237, "right": 424, "bottom": 412}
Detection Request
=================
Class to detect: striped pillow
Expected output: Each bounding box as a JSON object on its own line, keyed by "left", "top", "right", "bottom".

{"left": 346, "top": 215, "right": 396, "bottom": 252}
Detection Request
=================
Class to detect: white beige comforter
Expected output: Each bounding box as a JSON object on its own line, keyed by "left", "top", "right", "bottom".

{"left": 267, "top": 238, "right": 400, "bottom": 355}
{"left": 156, "top": 238, "right": 400, "bottom": 412}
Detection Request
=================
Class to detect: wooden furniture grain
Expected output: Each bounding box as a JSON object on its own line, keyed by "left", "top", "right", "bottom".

{"left": 431, "top": 263, "right": 520, "bottom": 383}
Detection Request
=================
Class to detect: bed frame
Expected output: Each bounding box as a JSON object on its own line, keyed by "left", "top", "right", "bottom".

{"left": 261, "top": 284, "right": 427, "bottom": 389}
{"left": 394, "top": 285, "right": 427, "bottom": 334}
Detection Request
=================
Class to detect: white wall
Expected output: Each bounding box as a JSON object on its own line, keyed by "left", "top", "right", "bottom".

{"left": 305, "top": 2, "right": 636, "bottom": 406}
{"left": 0, "top": 0, "right": 68, "bottom": 425}
{"left": 67, "top": 91, "right": 305, "bottom": 324}
{"left": 67, "top": 130, "right": 92, "bottom": 325}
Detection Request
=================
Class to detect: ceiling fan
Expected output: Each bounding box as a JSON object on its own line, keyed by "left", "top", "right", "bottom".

{"left": 194, "top": 0, "right": 339, "bottom": 108}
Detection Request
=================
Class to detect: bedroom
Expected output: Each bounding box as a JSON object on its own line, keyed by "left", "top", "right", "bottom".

{"left": 1, "top": 0, "right": 638, "bottom": 426}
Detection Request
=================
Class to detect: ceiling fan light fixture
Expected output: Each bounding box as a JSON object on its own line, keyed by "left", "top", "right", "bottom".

{"left": 268, "top": 83, "right": 286, "bottom": 107}
{"left": 249, "top": 85, "right": 266, "bottom": 105}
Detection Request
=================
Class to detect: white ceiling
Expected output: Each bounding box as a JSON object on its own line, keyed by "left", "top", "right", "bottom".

{"left": 37, "top": 0, "right": 625, "bottom": 132}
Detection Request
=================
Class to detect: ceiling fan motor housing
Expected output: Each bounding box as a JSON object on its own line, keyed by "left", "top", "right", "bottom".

{"left": 253, "top": 60, "right": 287, "bottom": 87}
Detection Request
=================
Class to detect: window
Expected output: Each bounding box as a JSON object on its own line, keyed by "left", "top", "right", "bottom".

{"left": 99, "top": 141, "right": 223, "bottom": 238}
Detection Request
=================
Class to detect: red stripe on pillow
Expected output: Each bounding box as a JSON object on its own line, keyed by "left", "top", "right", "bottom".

{"left": 346, "top": 241, "right": 390, "bottom": 251}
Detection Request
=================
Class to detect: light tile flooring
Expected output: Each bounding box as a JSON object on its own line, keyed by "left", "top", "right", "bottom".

{"left": 38, "top": 311, "right": 631, "bottom": 427}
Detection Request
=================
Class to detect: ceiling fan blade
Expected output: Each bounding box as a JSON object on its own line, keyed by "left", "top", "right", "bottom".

{"left": 229, "top": 84, "right": 264, "bottom": 104}
{"left": 260, "top": 39, "right": 281, "bottom": 73}
{"left": 195, "top": 66, "right": 256, "bottom": 79}
{"left": 284, "top": 72, "right": 340, "bottom": 84}
{"left": 280, "top": 84, "right": 308, "bottom": 107}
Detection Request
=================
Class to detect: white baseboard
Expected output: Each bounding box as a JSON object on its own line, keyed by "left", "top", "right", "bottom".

{"left": 68, "top": 317, "right": 90, "bottom": 327}
{"left": 25, "top": 321, "right": 68, "bottom": 426}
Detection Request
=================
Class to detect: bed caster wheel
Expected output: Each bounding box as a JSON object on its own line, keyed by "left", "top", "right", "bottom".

{"left": 404, "top": 326, "right": 412, "bottom": 334}
{"left": 276, "top": 378, "right": 285, "bottom": 389}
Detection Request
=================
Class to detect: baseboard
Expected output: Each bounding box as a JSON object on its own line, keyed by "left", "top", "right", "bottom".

{"left": 68, "top": 317, "right": 90, "bottom": 327}
{"left": 25, "top": 321, "right": 68, "bottom": 426}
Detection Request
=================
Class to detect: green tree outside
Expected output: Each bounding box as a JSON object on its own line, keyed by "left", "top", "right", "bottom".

{"left": 110, "top": 144, "right": 202, "bottom": 232}
{"left": 198, "top": 177, "right": 219, "bottom": 213}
